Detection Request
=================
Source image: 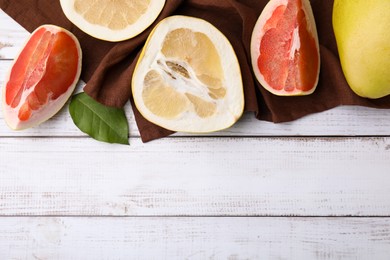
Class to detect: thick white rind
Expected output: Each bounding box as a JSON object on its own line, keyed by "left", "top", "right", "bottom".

{"left": 250, "top": 0, "right": 320, "bottom": 96}
{"left": 132, "top": 15, "right": 245, "bottom": 133}
{"left": 2, "top": 25, "right": 82, "bottom": 130}
{"left": 59, "top": 0, "right": 166, "bottom": 42}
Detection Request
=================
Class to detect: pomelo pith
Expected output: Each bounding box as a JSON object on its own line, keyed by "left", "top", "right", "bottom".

{"left": 2, "top": 25, "right": 82, "bottom": 130}
{"left": 251, "top": 0, "right": 320, "bottom": 96}
{"left": 132, "top": 16, "right": 244, "bottom": 133}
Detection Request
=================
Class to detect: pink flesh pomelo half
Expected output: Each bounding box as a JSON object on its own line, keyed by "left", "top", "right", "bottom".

{"left": 2, "top": 24, "right": 82, "bottom": 130}
{"left": 251, "top": 0, "right": 320, "bottom": 96}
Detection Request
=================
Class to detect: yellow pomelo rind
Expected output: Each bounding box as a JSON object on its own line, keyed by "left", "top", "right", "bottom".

{"left": 333, "top": 0, "right": 390, "bottom": 99}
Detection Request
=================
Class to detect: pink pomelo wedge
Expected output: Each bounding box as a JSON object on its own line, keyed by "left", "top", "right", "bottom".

{"left": 251, "top": 0, "right": 320, "bottom": 96}
{"left": 2, "top": 25, "right": 82, "bottom": 130}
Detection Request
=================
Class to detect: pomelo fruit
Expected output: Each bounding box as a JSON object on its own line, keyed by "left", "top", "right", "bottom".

{"left": 132, "top": 16, "right": 244, "bottom": 133}
{"left": 333, "top": 0, "right": 390, "bottom": 99}
{"left": 2, "top": 25, "right": 82, "bottom": 130}
{"left": 60, "top": 0, "right": 166, "bottom": 42}
{"left": 250, "top": 0, "right": 320, "bottom": 96}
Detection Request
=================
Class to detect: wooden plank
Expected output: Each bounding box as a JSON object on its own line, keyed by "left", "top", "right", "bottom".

{"left": 0, "top": 217, "right": 389, "bottom": 259}
{"left": 1, "top": 137, "right": 390, "bottom": 216}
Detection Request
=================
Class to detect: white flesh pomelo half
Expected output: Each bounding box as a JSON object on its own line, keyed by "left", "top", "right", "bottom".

{"left": 132, "top": 16, "right": 244, "bottom": 133}
{"left": 60, "top": 0, "right": 166, "bottom": 42}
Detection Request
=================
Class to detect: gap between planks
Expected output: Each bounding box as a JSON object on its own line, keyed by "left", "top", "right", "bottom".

{"left": 1, "top": 215, "right": 390, "bottom": 218}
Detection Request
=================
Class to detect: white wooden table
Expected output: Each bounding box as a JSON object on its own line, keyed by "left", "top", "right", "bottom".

{"left": 1, "top": 9, "right": 390, "bottom": 259}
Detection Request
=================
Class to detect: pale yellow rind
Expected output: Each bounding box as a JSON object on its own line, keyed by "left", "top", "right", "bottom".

{"left": 333, "top": 0, "right": 390, "bottom": 99}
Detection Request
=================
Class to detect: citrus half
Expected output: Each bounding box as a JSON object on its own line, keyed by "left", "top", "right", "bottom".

{"left": 251, "top": 0, "right": 320, "bottom": 96}
{"left": 60, "top": 0, "right": 166, "bottom": 42}
{"left": 2, "top": 25, "right": 82, "bottom": 130}
{"left": 132, "top": 16, "right": 244, "bottom": 133}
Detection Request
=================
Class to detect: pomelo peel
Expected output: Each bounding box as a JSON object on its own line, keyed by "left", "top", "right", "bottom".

{"left": 333, "top": 0, "right": 390, "bottom": 99}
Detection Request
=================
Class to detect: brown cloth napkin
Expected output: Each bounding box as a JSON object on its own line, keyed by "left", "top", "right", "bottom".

{"left": 1, "top": 0, "right": 390, "bottom": 142}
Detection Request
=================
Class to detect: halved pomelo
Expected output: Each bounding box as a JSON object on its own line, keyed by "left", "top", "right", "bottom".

{"left": 250, "top": 0, "right": 320, "bottom": 96}
{"left": 60, "top": 0, "right": 166, "bottom": 42}
{"left": 2, "top": 25, "right": 82, "bottom": 130}
{"left": 132, "top": 16, "right": 244, "bottom": 133}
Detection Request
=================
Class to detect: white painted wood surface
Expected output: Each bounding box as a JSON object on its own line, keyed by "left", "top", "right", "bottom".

{"left": 1, "top": 8, "right": 390, "bottom": 259}
{"left": 1, "top": 217, "right": 389, "bottom": 260}
{"left": 1, "top": 137, "right": 390, "bottom": 216}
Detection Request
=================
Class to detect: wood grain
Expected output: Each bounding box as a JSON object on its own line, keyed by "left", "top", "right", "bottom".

{"left": 0, "top": 217, "right": 389, "bottom": 260}
{"left": 1, "top": 137, "right": 390, "bottom": 216}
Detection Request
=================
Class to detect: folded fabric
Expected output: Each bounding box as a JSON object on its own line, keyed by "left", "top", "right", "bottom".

{"left": 1, "top": 0, "right": 390, "bottom": 142}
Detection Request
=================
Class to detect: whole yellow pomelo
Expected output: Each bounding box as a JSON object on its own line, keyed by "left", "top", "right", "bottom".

{"left": 333, "top": 0, "right": 390, "bottom": 98}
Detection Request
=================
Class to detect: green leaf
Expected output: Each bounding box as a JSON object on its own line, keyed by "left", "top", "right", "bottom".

{"left": 69, "top": 92, "right": 129, "bottom": 145}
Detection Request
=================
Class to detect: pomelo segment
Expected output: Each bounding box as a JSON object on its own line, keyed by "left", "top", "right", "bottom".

{"left": 250, "top": 0, "right": 320, "bottom": 96}
{"left": 60, "top": 0, "right": 166, "bottom": 42}
{"left": 2, "top": 25, "right": 82, "bottom": 130}
{"left": 132, "top": 16, "right": 244, "bottom": 133}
